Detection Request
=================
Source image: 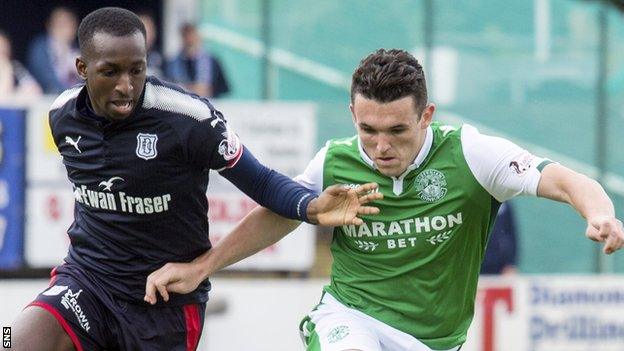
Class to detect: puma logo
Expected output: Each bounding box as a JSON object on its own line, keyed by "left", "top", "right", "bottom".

{"left": 65, "top": 136, "right": 82, "bottom": 153}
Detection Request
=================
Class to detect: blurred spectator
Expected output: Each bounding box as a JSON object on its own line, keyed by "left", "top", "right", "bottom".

{"left": 138, "top": 11, "right": 165, "bottom": 78}
{"left": 481, "top": 202, "right": 518, "bottom": 275}
{"left": 0, "top": 30, "right": 41, "bottom": 98}
{"left": 167, "top": 23, "right": 230, "bottom": 98}
{"left": 27, "top": 6, "right": 80, "bottom": 94}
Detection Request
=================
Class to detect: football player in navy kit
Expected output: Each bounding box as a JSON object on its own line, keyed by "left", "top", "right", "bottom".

{"left": 10, "top": 7, "right": 382, "bottom": 351}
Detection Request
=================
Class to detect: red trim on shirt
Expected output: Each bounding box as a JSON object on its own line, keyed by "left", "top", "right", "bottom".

{"left": 226, "top": 145, "right": 244, "bottom": 169}
{"left": 28, "top": 301, "right": 84, "bottom": 351}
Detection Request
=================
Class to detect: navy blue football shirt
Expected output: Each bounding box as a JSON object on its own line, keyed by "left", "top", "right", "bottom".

{"left": 49, "top": 76, "right": 316, "bottom": 305}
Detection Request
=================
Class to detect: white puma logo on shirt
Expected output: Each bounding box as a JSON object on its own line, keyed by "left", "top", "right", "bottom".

{"left": 65, "top": 136, "right": 82, "bottom": 153}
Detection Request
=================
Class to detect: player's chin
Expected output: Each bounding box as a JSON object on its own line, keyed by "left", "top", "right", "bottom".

{"left": 375, "top": 164, "right": 402, "bottom": 177}
{"left": 106, "top": 107, "right": 134, "bottom": 120}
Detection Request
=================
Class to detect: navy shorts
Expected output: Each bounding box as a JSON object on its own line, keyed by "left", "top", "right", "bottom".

{"left": 29, "top": 266, "right": 206, "bottom": 351}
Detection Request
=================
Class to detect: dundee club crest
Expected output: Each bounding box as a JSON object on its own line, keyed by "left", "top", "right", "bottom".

{"left": 136, "top": 133, "right": 158, "bottom": 160}
{"left": 414, "top": 169, "right": 447, "bottom": 202}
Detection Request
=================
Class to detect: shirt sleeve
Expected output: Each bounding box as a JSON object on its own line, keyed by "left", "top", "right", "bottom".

{"left": 461, "top": 124, "right": 553, "bottom": 202}
{"left": 219, "top": 146, "right": 317, "bottom": 222}
{"left": 293, "top": 144, "right": 328, "bottom": 193}
{"left": 186, "top": 108, "right": 243, "bottom": 170}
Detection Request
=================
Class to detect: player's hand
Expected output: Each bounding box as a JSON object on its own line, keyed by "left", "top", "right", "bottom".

{"left": 144, "top": 261, "right": 204, "bottom": 305}
{"left": 586, "top": 216, "right": 624, "bottom": 254}
{"left": 306, "top": 182, "right": 383, "bottom": 226}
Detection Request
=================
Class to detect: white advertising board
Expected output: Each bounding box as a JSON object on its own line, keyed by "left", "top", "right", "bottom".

{"left": 24, "top": 100, "right": 317, "bottom": 271}
{"left": 464, "top": 276, "right": 624, "bottom": 351}
{"left": 206, "top": 102, "right": 317, "bottom": 271}
{"left": 24, "top": 186, "right": 73, "bottom": 267}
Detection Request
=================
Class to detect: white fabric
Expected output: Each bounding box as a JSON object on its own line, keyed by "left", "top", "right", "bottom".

{"left": 50, "top": 85, "right": 81, "bottom": 111}
{"left": 142, "top": 81, "right": 223, "bottom": 124}
{"left": 461, "top": 124, "right": 547, "bottom": 202}
{"left": 306, "top": 293, "right": 461, "bottom": 351}
{"left": 294, "top": 143, "right": 327, "bottom": 192}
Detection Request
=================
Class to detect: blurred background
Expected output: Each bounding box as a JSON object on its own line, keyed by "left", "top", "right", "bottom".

{"left": 1, "top": 0, "right": 624, "bottom": 350}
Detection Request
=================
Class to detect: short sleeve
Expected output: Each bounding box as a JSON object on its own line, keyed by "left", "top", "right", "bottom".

{"left": 461, "top": 124, "right": 553, "bottom": 202}
{"left": 293, "top": 144, "right": 327, "bottom": 193}
{"left": 186, "top": 109, "right": 243, "bottom": 171}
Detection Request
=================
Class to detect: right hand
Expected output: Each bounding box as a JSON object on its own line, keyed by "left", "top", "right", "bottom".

{"left": 306, "top": 182, "right": 383, "bottom": 226}
{"left": 586, "top": 216, "right": 624, "bottom": 254}
{"left": 144, "top": 261, "right": 205, "bottom": 305}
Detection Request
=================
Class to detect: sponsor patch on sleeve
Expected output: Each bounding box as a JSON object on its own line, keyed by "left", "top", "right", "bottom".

{"left": 508, "top": 152, "right": 534, "bottom": 176}
{"left": 218, "top": 125, "right": 242, "bottom": 168}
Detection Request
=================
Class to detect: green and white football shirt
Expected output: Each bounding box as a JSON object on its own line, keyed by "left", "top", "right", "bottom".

{"left": 296, "top": 122, "right": 551, "bottom": 350}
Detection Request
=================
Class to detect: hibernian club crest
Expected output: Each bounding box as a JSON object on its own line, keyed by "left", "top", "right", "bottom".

{"left": 414, "top": 169, "right": 447, "bottom": 202}
{"left": 136, "top": 133, "right": 158, "bottom": 160}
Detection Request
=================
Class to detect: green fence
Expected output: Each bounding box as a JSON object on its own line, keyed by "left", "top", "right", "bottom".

{"left": 200, "top": 0, "right": 624, "bottom": 273}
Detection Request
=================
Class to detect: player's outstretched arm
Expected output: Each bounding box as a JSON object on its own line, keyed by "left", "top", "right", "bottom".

{"left": 144, "top": 183, "right": 382, "bottom": 304}
{"left": 537, "top": 163, "right": 624, "bottom": 254}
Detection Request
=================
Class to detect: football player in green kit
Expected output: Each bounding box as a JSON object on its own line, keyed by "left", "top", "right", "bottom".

{"left": 145, "top": 49, "right": 624, "bottom": 351}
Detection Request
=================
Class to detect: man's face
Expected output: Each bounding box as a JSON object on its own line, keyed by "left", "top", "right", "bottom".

{"left": 351, "top": 93, "right": 434, "bottom": 177}
{"left": 76, "top": 31, "right": 147, "bottom": 121}
{"left": 48, "top": 9, "right": 77, "bottom": 44}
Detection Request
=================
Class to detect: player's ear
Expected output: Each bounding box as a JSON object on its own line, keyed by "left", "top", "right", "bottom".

{"left": 349, "top": 103, "right": 357, "bottom": 124}
{"left": 418, "top": 103, "right": 435, "bottom": 129}
{"left": 76, "top": 57, "right": 87, "bottom": 80}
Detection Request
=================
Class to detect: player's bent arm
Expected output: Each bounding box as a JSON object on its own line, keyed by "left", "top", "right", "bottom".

{"left": 197, "top": 207, "right": 301, "bottom": 277}
{"left": 537, "top": 163, "right": 624, "bottom": 254}
{"left": 144, "top": 182, "right": 382, "bottom": 304}
{"left": 537, "top": 163, "right": 614, "bottom": 218}
{"left": 144, "top": 208, "right": 301, "bottom": 304}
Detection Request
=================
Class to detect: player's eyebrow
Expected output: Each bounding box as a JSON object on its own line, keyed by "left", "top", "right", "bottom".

{"left": 99, "top": 60, "right": 146, "bottom": 68}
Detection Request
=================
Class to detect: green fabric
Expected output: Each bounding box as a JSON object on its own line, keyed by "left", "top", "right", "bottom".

{"left": 300, "top": 315, "right": 320, "bottom": 350}
{"left": 537, "top": 159, "right": 554, "bottom": 172}
{"left": 321, "top": 122, "right": 499, "bottom": 350}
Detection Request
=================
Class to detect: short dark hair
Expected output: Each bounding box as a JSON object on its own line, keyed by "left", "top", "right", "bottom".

{"left": 77, "top": 7, "right": 146, "bottom": 56}
{"left": 351, "top": 49, "right": 427, "bottom": 112}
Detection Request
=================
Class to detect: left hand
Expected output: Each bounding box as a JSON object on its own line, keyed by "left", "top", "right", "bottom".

{"left": 144, "top": 261, "right": 204, "bottom": 305}
{"left": 307, "top": 182, "right": 383, "bottom": 226}
{"left": 586, "top": 216, "right": 624, "bottom": 254}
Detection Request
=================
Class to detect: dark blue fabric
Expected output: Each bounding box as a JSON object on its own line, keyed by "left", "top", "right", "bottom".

{"left": 481, "top": 202, "right": 518, "bottom": 274}
{"left": 32, "top": 264, "right": 206, "bottom": 351}
{"left": 221, "top": 147, "right": 318, "bottom": 223}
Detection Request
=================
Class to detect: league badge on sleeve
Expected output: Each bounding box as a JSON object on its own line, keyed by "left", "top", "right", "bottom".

{"left": 136, "top": 133, "right": 158, "bottom": 160}
{"left": 218, "top": 125, "right": 242, "bottom": 162}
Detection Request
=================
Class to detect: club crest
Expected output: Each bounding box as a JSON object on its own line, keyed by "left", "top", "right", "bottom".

{"left": 136, "top": 133, "right": 158, "bottom": 160}
{"left": 414, "top": 169, "right": 447, "bottom": 202}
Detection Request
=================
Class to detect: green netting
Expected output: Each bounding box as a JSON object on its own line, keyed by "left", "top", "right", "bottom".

{"left": 200, "top": 0, "right": 624, "bottom": 273}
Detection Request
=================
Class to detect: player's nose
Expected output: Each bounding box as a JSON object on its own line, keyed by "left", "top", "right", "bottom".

{"left": 375, "top": 135, "right": 391, "bottom": 153}
{"left": 114, "top": 73, "right": 134, "bottom": 95}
